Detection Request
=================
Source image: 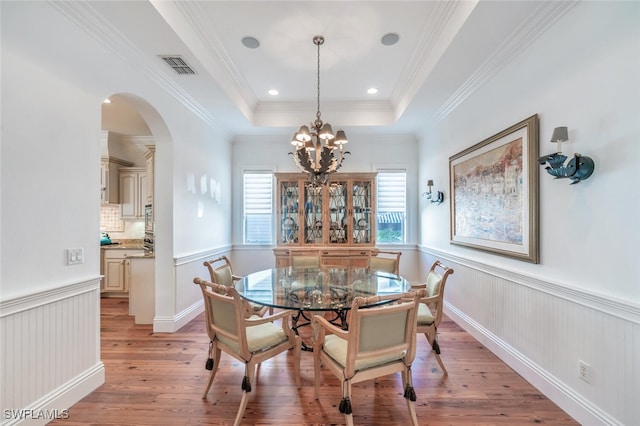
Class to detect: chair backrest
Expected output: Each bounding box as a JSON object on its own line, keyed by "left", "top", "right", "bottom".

{"left": 289, "top": 251, "right": 321, "bottom": 269}
{"left": 194, "top": 277, "right": 252, "bottom": 358}
{"left": 203, "top": 256, "right": 236, "bottom": 286}
{"left": 422, "top": 261, "right": 454, "bottom": 326}
{"left": 343, "top": 291, "right": 422, "bottom": 378}
{"left": 368, "top": 250, "right": 401, "bottom": 275}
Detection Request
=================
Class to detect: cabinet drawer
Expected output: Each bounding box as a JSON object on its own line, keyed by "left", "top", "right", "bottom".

{"left": 104, "top": 249, "right": 143, "bottom": 259}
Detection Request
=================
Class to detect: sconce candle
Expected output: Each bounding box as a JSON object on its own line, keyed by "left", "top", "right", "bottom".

{"left": 422, "top": 179, "right": 444, "bottom": 204}
{"left": 538, "top": 126, "right": 594, "bottom": 184}
{"left": 550, "top": 126, "right": 568, "bottom": 154}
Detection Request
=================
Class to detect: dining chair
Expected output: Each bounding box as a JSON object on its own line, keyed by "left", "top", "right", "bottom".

{"left": 312, "top": 289, "right": 425, "bottom": 426}
{"left": 412, "top": 260, "right": 454, "bottom": 375}
{"left": 289, "top": 250, "right": 321, "bottom": 268}
{"left": 194, "top": 277, "right": 301, "bottom": 426}
{"left": 203, "top": 255, "right": 269, "bottom": 317}
{"left": 368, "top": 250, "right": 401, "bottom": 275}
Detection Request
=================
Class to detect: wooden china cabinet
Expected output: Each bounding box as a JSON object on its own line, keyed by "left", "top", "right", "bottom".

{"left": 273, "top": 172, "right": 377, "bottom": 267}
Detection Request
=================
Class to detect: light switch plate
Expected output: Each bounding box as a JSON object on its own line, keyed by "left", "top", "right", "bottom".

{"left": 66, "top": 248, "right": 84, "bottom": 265}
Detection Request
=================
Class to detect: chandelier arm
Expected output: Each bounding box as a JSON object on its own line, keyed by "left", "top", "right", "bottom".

{"left": 289, "top": 35, "right": 347, "bottom": 185}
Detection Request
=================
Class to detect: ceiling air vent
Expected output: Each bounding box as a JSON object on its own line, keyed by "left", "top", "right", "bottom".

{"left": 159, "top": 55, "right": 196, "bottom": 75}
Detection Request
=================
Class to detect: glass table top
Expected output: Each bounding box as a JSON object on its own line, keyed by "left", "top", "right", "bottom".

{"left": 236, "top": 266, "right": 412, "bottom": 311}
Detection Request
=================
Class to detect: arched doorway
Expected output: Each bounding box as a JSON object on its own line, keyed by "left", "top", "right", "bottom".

{"left": 100, "top": 93, "right": 173, "bottom": 330}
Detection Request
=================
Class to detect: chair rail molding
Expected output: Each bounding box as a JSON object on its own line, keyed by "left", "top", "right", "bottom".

{"left": 419, "top": 245, "right": 640, "bottom": 324}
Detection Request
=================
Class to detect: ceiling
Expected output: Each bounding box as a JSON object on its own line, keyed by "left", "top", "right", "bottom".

{"left": 7, "top": 1, "right": 575, "bottom": 138}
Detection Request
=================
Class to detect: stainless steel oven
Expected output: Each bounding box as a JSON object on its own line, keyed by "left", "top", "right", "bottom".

{"left": 144, "top": 204, "right": 153, "bottom": 233}
{"left": 144, "top": 204, "right": 154, "bottom": 252}
{"left": 143, "top": 233, "right": 154, "bottom": 253}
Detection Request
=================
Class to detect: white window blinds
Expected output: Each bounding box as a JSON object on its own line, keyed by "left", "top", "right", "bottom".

{"left": 376, "top": 171, "right": 406, "bottom": 243}
{"left": 243, "top": 172, "right": 273, "bottom": 244}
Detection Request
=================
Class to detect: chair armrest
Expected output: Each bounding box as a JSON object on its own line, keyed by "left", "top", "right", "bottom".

{"left": 419, "top": 294, "right": 439, "bottom": 304}
{"left": 311, "top": 315, "right": 348, "bottom": 346}
{"left": 411, "top": 283, "right": 425, "bottom": 290}
{"left": 244, "top": 308, "right": 293, "bottom": 326}
{"left": 252, "top": 305, "right": 269, "bottom": 317}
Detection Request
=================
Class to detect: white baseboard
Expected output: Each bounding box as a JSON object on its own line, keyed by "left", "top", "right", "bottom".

{"left": 3, "top": 363, "right": 105, "bottom": 426}
{"left": 153, "top": 299, "right": 203, "bottom": 333}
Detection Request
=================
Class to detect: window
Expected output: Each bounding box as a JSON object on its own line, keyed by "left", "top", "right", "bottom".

{"left": 376, "top": 171, "right": 406, "bottom": 243}
{"left": 243, "top": 172, "right": 273, "bottom": 244}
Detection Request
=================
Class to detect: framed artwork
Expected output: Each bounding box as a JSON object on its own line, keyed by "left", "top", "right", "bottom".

{"left": 449, "top": 114, "right": 539, "bottom": 263}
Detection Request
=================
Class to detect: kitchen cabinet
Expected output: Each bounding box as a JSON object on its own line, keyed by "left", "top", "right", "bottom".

{"left": 126, "top": 255, "right": 155, "bottom": 324}
{"left": 119, "top": 167, "right": 147, "bottom": 220}
{"left": 101, "top": 248, "right": 144, "bottom": 295}
{"left": 273, "top": 172, "right": 376, "bottom": 267}
{"left": 144, "top": 146, "right": 155, "bottom": 205}
{"left": 101, "top": 156, "right": 133, "bottom": 204}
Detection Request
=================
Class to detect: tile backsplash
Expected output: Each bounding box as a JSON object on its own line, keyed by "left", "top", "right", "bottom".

{"left": 100, "top": 204, "right": 145, "bottom": 239}
{"left": 100, "top": 205, "right": 124, "bottom": 231}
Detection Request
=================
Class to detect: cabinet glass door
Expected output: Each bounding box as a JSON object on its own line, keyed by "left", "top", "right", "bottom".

{"left": 280, "top": 181, "right": 300, "bottom": 244}
{"left": 303, "top": 183, "right": 323, "bottom": 244}
{"left": 352, "top": 180, "right": 372, "bottom": 244}
{"left": 328, "top": 181, "right": 348, "bottom": 244}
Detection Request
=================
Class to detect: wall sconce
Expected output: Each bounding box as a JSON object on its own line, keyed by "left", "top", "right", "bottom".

{"left": 537, "top": 126, "right": 595, "bottom": 184}
{"left": 421, "top": 179, "right": 444, "bottom": 204}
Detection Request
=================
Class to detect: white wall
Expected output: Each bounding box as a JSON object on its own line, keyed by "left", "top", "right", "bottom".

{"left": 0, "top": 1, "right": 235, "bottom": 420}
{"left": 418, "top": 2, "right": 640, "bottom": 424}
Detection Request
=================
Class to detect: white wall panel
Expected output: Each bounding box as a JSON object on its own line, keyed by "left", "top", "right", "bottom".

{"left": 419, "top": 249, "right": 639, "bottom": 425}
{"left": 0, "top": 279, "right": 104, "bottom": 424}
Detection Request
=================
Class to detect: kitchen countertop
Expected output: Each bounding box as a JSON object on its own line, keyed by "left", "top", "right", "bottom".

{"left": 101, "top": 239, "right": 145, "bottom": 250}
{"left": 127, "top": 252, "right": 155, "bottom": 259}
{"left": 100, "top": 239, "right": 154, "bottom": 258}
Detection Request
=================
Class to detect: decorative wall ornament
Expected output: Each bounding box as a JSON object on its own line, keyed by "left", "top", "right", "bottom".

{"left": 537, "top": 126, "right": 595, "bottom": 184}
{"left": 449, "top": 115, "right": 539, "bottom": 263}
{"left": 422, "top": 179, "right": 444, "bottom": 205}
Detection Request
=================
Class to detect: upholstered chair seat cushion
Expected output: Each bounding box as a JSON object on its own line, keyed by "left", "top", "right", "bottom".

{"left": 322, "top": 334, "right": 406, "bottom": 371}
{"left": 417, "top": 303, "right": 435, "bottom": 326}
{"left": 218, "top": 315, "right": 287, "bottom": 354}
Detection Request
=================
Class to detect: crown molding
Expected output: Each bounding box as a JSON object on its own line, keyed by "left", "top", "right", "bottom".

{"left": 391, "top": 0, "right": 468, "bottom": 118}
{"left": 156, "top": 0, "right": 256, "bottom": 121}
{"left": 434, "top": 1, "right": 579, "bottom": 122}
{"left": 50, "top": 1, "right": 220, "bottom": 129}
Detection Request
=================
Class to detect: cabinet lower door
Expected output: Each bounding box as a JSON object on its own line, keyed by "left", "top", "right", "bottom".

{"left": 104, "top": 259, "right": 125, "bottom": 291}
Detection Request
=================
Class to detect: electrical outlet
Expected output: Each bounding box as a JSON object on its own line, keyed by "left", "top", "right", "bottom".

{"left": 579, "top": 360, "right": 591, "bottom": 383}
{"left": 66, "top": 248, "right": 84, "bottom": 265}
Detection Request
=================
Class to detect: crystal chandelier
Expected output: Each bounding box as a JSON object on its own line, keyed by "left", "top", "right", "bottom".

{"left": 289, "top": 35, "right": 349, "bottom": 185}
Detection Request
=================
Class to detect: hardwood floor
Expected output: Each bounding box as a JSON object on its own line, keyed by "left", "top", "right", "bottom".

{"left": 51, "top": 298, "right": 578, "bottom": 425}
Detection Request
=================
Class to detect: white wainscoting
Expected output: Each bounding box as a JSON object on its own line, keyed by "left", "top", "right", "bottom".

{"left": 0, "top": 277, "right": 105, "bottom": 426}
{"left": 152, "top": 247, "right": 232, "bottom": 333}
{"left": 419, "top": 248, "right": 640, "bottom": 426}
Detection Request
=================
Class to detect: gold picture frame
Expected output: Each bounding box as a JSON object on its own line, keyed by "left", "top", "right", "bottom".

{"left": 449, "top": 115, "right": 539, "bottom": 263}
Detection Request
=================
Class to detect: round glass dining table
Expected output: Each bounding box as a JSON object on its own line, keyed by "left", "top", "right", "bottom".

{"left": 235, "top": 266, "right": 412, "bottom": 350}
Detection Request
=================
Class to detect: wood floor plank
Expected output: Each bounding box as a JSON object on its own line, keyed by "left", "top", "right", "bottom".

{"left": 49, "top": 298, "right": 578, "bottom": 425}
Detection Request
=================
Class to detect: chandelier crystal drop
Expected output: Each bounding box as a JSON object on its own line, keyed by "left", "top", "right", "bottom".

{"left": 289, "top": 35, "right": 349, "bottom": 185}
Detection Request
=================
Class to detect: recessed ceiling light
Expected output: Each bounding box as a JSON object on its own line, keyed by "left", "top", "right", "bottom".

{"left": 367, "top": 88, "right": 378, "bottom": 95}
{"left": 242, "top": 36, "right": 260, "bottom": 49}
{"left": 268, "top": 89, "right": 279, "bottom": 96}
{"left": 381, "top": 33, "right": 400, "bottom": 46}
